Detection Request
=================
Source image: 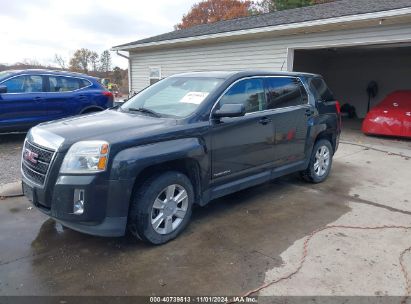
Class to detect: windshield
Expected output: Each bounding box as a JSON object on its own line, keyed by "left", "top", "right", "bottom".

{"left": 0, "top": 71, "right": 14, "bottom": 82}
{"left": 121, "top": 77, "right": 224, "bottom": 118}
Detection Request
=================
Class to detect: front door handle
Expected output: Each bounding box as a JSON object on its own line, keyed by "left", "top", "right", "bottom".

{"left": 33, "top": 96, "right": 44, "bottom": 102}
{"left": 258, "top": 117, "right": 272, "bottom": 125}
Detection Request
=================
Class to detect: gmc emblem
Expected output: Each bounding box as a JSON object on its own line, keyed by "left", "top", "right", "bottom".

{"left": 24, "top": 149, "right": 38, "bottom": 164}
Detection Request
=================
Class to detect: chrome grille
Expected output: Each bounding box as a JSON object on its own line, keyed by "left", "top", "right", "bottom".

{"left": 21, "top": 140, "right": 56, "bottom": 186}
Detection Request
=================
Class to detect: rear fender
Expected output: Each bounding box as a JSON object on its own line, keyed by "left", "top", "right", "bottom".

{"left": 306, "top": 115, "right": 339, "bottom": 160}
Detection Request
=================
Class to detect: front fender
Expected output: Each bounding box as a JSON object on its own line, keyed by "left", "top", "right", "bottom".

{"left": 105, "top": 138, "right": 207, "bottom": 218}
{"left": 109, "top": 138, "right": 207, "bottom": 181}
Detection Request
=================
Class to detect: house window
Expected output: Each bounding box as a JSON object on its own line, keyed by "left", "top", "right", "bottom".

{"left": 149, "top": 67, "right": 161, "bottom": 85}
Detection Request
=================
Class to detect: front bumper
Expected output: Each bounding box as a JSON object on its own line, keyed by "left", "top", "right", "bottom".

{"left": 55, "top": 216, "right": 127, "bottom": 237}
{"left": 22, "top": 173, "right": 133, "bottom": 237}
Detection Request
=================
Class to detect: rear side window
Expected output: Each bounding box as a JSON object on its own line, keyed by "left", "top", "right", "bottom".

{"left": 48, "top": 76, "right": 90, "bottom": 92}
{"left": 219, "top": 78, "right": 266, "bottom": 113}
{"left": 265, "top": 77, "right": 304, "bottom": 109}
{"left": 2, "top": 75, "right": 44, "bottom": 93}
{"left": 309, "top": 77, "right": 334, "bottom": 101}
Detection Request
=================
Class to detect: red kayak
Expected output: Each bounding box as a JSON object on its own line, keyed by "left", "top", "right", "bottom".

{"left": 362, "top": 90, "right": 411, "bottom": 138}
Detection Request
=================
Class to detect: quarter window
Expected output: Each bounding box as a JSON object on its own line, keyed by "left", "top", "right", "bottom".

{"left": 219, "top": 78, "right": 266, "bottom": 113}
{"left": 2, "top": 75, "right": 43, "bottom": 93}
{"left": 48, "top": 76, "right": 90, "bottom": 92}
{"left": 309, "top": 77, "right": 334, "bottom": 102}
{"left": 265, "top": 77, "right": 304, "bottom": 109}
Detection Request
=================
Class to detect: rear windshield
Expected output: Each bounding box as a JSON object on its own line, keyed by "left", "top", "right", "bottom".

{"left": 309, "top": 77, "right": 334, "bottom": 102}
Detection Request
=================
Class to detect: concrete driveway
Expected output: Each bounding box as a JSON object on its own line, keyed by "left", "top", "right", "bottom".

{"left": 0, "top": 121, "right": 411, "bottom": 299}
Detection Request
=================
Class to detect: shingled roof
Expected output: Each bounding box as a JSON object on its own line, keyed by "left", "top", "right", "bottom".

{"left": 114, "top": 0, "right": 411, "bottom": 49}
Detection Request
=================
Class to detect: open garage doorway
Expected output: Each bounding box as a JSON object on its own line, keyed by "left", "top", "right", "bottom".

{"left": 293, "top": 44, "right": 411, "bottom": 119}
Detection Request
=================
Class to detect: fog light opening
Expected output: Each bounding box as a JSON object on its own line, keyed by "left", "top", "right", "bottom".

{"left": 73, "top": 189, "right": 85, "bottom": 215}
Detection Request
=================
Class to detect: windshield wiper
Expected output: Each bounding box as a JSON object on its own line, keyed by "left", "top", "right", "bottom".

{"left": 127, "top": 107, "right": 162, "bottom": 117}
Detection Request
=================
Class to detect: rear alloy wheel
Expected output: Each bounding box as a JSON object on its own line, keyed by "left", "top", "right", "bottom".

{"left": 313, "top": 145, "right": 331, "bottom": 178}
{"left": 128, "top": 171, "right": 194, "bottom": 245}
{"left": 300, "top": 139, "right": 333, "bottom": 183}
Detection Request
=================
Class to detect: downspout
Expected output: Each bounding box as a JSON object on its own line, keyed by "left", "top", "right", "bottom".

{"left": 116, "top": 51, "right": 132, "bottom": 94}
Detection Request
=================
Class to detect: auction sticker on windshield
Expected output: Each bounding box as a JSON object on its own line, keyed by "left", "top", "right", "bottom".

{"left": 180, "top": 92, "right": 209, "bottom": 104}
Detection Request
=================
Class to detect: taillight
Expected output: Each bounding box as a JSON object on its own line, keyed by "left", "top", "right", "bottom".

{"left": 103, "top": 91, "right": 113, "bottom": 98}
{"left": 335, "top": 101, "right": 341, "bottom": 114}
{"left": 336, "top": 100, "right": 342, "bottom": 129}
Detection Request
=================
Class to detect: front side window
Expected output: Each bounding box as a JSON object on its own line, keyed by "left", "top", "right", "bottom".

{"left": 2, "top": 75, "right": 43, "bottom": 93}
{"left": 48, "top": 76, "right": 89, "bottom": 92}
{"left": 121, "top": 76, "right": 224, "bottom": 118}
{"left": 219, "top": 78, "right": 266, "bottom": 113}
{"left": 265, "top": 77, "right": 304, "bottom": 110}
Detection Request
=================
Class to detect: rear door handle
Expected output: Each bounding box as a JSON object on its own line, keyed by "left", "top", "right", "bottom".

{"left": 258, "top": 117, "right": 272, "bottom": 125}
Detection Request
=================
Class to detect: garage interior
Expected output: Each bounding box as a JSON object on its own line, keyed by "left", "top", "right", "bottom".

{"left": 293, "top": 43, "right": 411, "bottom": 119}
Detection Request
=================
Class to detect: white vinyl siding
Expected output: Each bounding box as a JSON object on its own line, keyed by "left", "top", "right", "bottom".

{"left": 129, "top": 23, "right": 411, "bottom": 92}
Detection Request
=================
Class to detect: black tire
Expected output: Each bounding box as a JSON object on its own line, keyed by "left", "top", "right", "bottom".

{"left": 300, "top": 139, "right": 333, "bottom": 183}
{"left": 127, "top": 171, "right": 194, "bottom": 245}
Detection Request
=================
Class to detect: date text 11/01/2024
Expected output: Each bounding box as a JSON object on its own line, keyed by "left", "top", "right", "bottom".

{"left": 149, "top": 296, "right": 257, "bottom": 303}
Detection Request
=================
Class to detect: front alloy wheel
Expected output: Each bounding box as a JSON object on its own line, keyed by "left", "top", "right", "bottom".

{"left": 151, "top": 184, "right": 189, "bottom": 235}
{"left": 128, "top": 171, "right": 194, "bottom": 244}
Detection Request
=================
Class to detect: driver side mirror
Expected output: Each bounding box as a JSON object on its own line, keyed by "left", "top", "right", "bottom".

{"left": 213, "top": 103, "right": 245, "bottom": 118}
{"left": 0, "top": 85, "right": 7, "bottom": 94}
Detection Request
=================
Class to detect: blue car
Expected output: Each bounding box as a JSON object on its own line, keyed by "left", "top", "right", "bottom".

{"left": 0, "top": 69, "right": 114, "bottom": 133}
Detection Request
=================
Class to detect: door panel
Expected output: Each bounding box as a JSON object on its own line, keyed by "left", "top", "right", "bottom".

{"left": 272, "top": 106, "right": 310, "bottom": 165}
{"left": 45, "top": 91, "right": 74, "bottom": 120}
{"left": 45, "top": 76, "right": 86, "bottom": 119}
{"left": 0, "top": 75, "right": 48, "bottom": 131}
{"left": 264, "top": 77, "right": 310, "bottom": 166}
{"left": 211, "top": 112, "right": 275, "bottom": 180}
{"left": 210, "top": 77, "right": 275, "bottom": 183}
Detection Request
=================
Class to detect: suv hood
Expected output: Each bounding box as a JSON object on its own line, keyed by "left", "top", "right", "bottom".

{"left": 29, "top": 109, "right": 177, "bottom": 151}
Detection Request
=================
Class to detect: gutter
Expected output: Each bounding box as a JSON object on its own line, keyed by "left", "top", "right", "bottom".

{"left": 112, "top": 7, "right": 411, "bottom": 51}
{"left": 115, "top": 51, "right": 129, "bottom": 60}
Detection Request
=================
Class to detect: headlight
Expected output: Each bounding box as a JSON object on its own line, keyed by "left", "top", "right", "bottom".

{"left": 60, "top": 141, "right": 110, "bottom": 174}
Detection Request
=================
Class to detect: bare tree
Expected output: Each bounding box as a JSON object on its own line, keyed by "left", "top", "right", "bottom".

{"left": 99, "top": 50, "right": 112, "bottom": 74}
{"left": 21, "top": 58, "right": 42, "bottom": 67}
{"left": 54, "top": 54, "right": 66, "bottom": 69}
{"left": 90, "top": 52, "right": 99, "bottom": 72}
{"left": 69, "top": 48, "right": 93, "bottom": 73}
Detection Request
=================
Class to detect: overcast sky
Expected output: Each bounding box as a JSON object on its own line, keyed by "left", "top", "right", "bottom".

{"left": 0, "top": 0, "right": 198, "bottom": 68}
